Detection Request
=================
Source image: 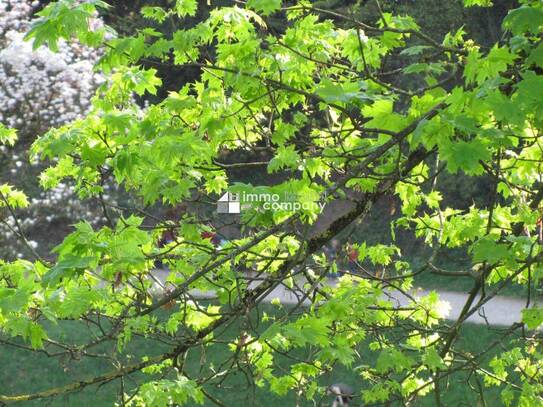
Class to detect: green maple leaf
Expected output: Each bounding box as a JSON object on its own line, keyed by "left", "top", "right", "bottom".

{"left": 0, "top": 124, "right": 17, "bottom": 146}
{"left": 440, "top": 139, "right": 490, "bottom": 175}
{"left": 464, "top": 0, "right": 492, "bottom": 7}
{"left": 522, "top": 308, "right": 543, "bottom": 330}
{"left": 503, "top": 6, "right": 543, "bottom": 35}
{"left": 268, "top": 146, "right": 300, "bottom": 173}
{"left": 315, "top": 79, "right": 368, "bottom": 104}
{"left": 470, "top": 237, "right": 511, "bottom": 264}
{"left": 175, "top": 0, "right": 197, "bottom": 17}
{"left": 247, "top": 0, "right": 281, "bottom": 16}
{"left": 527, "top": 43, "right": 543, "bottom": 68}
{"left": 42, "top": 255, "right": 95, "bottom": 287}
{"left": 465, "top": 46, "right": 515, "bottom": 84}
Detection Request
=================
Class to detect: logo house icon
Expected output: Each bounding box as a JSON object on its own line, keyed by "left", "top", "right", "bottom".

{"left": 217, "top": 192, "right": 240, "bottom": 214}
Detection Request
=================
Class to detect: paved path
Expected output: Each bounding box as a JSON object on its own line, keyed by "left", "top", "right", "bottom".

{"left": 394, "top": 288, "right": 530, "bottom": 326}
{"left": 152, "top": 270, "right": 534, "bottom": 326}
{"left": 258, "top": 284, "right": 532, "bottom": 326}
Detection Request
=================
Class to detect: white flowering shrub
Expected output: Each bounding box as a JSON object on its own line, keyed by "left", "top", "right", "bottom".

{"left": 0, "top": 1, "right": 36, "bottom": 36}
{"left": 0, "top": 0, "right": 103, "bottom": 134}
{"left": 0, "top": 0, "right": 107, "bottom": 259}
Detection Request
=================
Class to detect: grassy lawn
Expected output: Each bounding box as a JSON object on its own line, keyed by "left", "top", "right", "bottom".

{"left": 0, "top": 307, "right": 515, "bottom": 406}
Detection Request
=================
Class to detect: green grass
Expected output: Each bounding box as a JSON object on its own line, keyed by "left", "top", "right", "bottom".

{"left": 0, "top": 307, "right": 517, "bottom": 406}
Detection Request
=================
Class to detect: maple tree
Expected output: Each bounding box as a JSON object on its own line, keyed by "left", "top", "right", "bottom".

{"left": 1, "top": 0, "right": 543, "bottom": 405}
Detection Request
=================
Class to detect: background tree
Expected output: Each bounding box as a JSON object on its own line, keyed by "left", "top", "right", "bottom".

{"left": 0, "top": 0, "right": 109, "bottom": 260}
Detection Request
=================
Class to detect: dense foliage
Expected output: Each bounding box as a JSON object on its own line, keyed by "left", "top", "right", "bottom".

{"left": 1, "top": 0, "right": 543, "bottom": 405}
